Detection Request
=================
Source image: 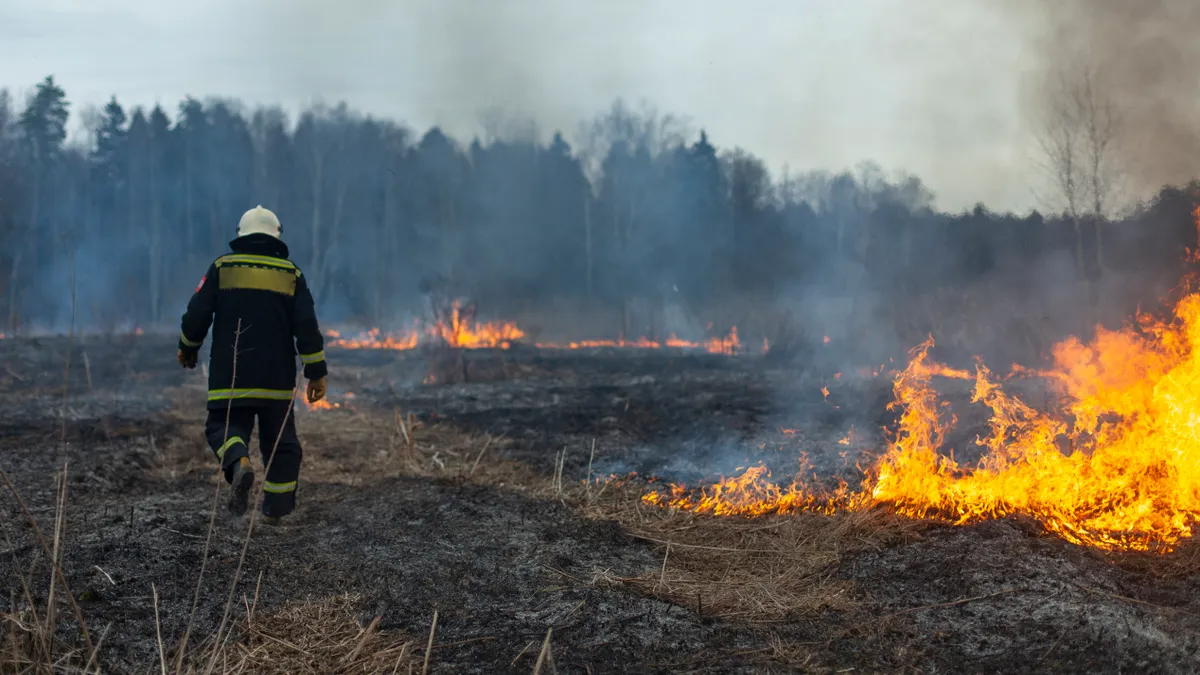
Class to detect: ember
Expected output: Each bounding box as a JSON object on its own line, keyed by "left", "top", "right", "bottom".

{"left": 645, "top": 273, "right": 1200, "bottom": 552}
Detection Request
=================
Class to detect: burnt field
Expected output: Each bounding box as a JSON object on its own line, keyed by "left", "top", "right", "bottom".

{"left": 3, "top": 334, "right": 1200, "bottom": 674}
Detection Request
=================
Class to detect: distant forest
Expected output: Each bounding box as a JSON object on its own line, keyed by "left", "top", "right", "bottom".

{"left": 0, "top": 75, "right": 1197, "bottom": 343}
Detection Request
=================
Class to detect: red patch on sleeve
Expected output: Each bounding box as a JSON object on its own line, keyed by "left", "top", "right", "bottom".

{"left": 195, "top": 275, "right": 206, "bottom": 293}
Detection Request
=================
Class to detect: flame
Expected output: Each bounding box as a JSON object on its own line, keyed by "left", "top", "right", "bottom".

{"left": 327, "top": 327, "right": 421, "bottom": 350}
{"left": 534, "top": 327, "right": 744, "bottom": 354}
{"left": 304, "top": 397, "right": 340, "bottom": 411}
{"left": 644, "top": 266, "right": 1200, "bottom": 551}
{"left": 326, "top": 300, "right": 753, "bottom": 355}
{"left": 433, "top": 300, "right": 525, "bottom": 349}
{"left": 325, "top": 303, "right": 522, "bottom": 351}
{"left": 641, "top": 466, "right": 850, "bottom": 517}
{"left": 301, "top": 390, "right": 353, "bottom": 411}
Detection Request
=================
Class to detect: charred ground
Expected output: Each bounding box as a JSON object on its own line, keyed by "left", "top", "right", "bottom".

{"left": 2, "top": 335, "right": 1200, "bottom": 674}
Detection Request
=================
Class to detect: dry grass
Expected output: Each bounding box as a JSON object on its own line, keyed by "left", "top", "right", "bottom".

{"left": 575, "top": 483, "right": 926, "bottom": 623}
{"left": 182, "top": 594, "right": 416, "bottom": 675}
{"left": 296, "top": 410, "right": 542, "bottom": 491}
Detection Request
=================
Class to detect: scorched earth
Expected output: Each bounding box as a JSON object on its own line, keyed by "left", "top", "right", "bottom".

{"left": 2, "top": 320, "right": 1200, "bottom": 673}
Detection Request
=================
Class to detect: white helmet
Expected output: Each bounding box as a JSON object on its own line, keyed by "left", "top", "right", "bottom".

{"left": 237, "top": 205, "right": 282, "bottom": 239}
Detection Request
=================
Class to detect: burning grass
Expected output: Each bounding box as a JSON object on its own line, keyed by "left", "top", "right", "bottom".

{"left": 325, "top": 297, "right": 761, "bottom": 357}
{"left": 642, "top": 283, "right": 1200, "bottom": 553}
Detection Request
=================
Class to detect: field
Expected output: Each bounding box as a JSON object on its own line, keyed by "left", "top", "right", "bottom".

{"left": 3, "top": 333, "right": 1200, "bottom": 674}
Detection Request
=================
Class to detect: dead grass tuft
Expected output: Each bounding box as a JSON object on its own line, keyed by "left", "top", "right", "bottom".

{"left": 183, "top": 594, "right": 416, "bottom": 675}
{"left": 576, "top": 483, "right": 926, "bottom": 623}
{"left": 297, "top": 411, "right": 542, "bottom": 491}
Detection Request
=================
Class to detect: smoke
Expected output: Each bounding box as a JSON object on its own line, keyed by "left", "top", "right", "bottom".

{"left": 1003, "top": 0, "right": 1200, "bottom": 198}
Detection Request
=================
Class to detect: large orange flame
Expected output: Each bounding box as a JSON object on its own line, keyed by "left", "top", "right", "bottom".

{"left": 645, "top": 274, "right": 1200, "bottom": 552}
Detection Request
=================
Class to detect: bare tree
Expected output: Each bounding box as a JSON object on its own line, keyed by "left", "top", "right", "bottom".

{"left": 1035, "top": 61, "right": 1123, "bottom": 279}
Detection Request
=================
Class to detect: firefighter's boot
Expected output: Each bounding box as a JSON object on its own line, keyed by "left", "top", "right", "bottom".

{"left": 229, "top": 457, "right": 254, "bottom": 516}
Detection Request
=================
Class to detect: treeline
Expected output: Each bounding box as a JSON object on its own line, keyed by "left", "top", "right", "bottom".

{"left": 0, "top": 75, "right": 1196, "bottom": 335}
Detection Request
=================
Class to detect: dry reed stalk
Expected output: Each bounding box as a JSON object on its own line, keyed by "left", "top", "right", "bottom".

{"left": 153, "top": 583, "right": 168, "bottom": 675}
{"left": 44, "top": 462, "right": 68, "bottom": 652}
{"left": 552, "top": 447, "right": 567, "bottom": 496}
{"left": 468, "top": 435, "right": 495, "bottom": 478}
{"left": 585, "top": 438, "right": 596, "bottom": 488}
{"left": 532, "top": 628, "right": 553, "bottom": 675}
{"left": 421, "top": 610, "right": 438, "bottom": 675}
{"left": 248, "top": 570, "right": 264, "bottom": 628}
{"left": 395, "top": 408, "right": 411, "bottom": 449}
{"left": 340, "top": 615, "right": 382, "bottom": 666}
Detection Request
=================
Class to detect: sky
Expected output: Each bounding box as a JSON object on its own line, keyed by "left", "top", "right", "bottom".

{"left": 0, "top": 0, "right": 1048, "bottom": 214}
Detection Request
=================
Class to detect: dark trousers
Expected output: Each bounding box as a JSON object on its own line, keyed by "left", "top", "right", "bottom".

{"left": 204, "top": 406, "right": 303, "bottom": 517}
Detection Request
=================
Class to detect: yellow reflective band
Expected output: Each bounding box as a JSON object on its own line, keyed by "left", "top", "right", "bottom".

{"left": 263, "top": 481, "right": 296, "bottom": 494}
{"left": 216, "top": 254, "right": 296, "bottom": 271}
{"left": 207, "top": 388, "right": 295, "bottom": 401}
{"left": 216, "top": 436, "right": 245, "bottom": 460}
{"left": 219, "top": 266, "right": 297, "bottom": 296}
{"left": 180, "top": 331, "right": 202, "bottom": 347}
{"left": 299, "top": 350, "right": 325, "bottom": 364}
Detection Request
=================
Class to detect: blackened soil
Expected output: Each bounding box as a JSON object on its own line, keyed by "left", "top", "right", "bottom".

{"left": 833, "top": 521, "right": 1200, "bottom": 673}
{"left": 5, "top": 473, "right": 774, "bottom": 673}
{"left": 3, "top": 335, "right": 1200, "bottom": 674}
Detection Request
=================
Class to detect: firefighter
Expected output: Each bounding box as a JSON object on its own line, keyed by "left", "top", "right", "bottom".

{"left": 176, "top": 205, "right": 327, "bottom": 525}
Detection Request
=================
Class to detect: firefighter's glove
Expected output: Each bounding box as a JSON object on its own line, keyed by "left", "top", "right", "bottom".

{"left": 306, "top": 377, "right": 326, "bottom": 403}
{"left": 177, "top": 349, "right": 198, "bottom": 369}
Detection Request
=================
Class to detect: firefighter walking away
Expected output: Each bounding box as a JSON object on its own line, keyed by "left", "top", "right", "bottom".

{"left": 177, "top": 205, "right": 328, "bottom": 525}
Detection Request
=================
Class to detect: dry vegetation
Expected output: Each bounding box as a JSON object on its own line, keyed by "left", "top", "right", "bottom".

{"left": 577, "top": 496, "right": 926, "bottom": 623}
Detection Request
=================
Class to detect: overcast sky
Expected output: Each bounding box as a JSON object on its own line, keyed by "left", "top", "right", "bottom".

{"left": 0, "top": 0, "right": 1047, "bottom": 213}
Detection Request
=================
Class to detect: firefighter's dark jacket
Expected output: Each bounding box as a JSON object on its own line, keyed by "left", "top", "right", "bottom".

{"left": 179, "top": 234, "right": 327, "bottom": 409}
